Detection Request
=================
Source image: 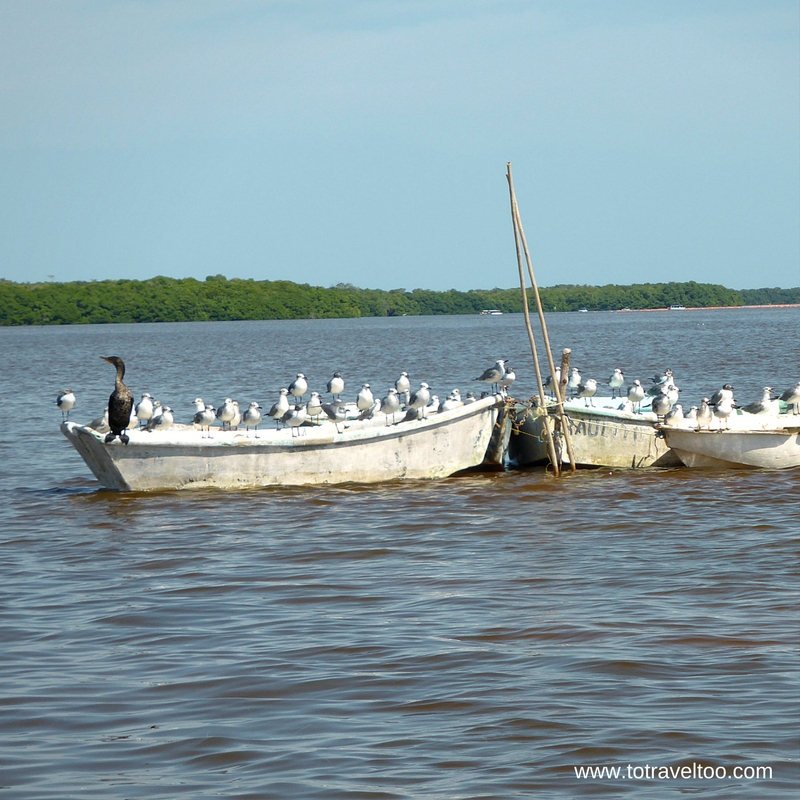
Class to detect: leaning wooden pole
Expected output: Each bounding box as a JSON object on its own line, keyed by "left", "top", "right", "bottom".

{"left": 507, "top": 163, "right": 577, "bottom": 472}
{"left": 506, "top": 169, "right": 561, "bottom": 475}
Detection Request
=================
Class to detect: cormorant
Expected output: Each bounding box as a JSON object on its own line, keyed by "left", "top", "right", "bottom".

{"left": 101, "top": 356, "right": 133, "bottom": 445}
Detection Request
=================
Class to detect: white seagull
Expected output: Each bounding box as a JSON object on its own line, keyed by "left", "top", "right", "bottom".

{"left": 267, "top": 388, "right": 290, "bottom": 428}
{"left": 57, "top": 389, "right": 76, "bottom": 420}
{"left": 742, "top": 387, "right": 774, "bottom": 416}
{"left": 576, "top": 378, "right": 597, "bottom": 406}
{"left": 627, "top": 380, "right": 646, "bottom": 410}
{"left": 326, "top": 372, "right": 344, "bottom": 400}
{"left": 216, "top": 398, "right": 236, "bottom": 430}
{"left": 356, "top": 383, "right": 374, "bottom": 412}
{"left": 696, "top": 398, "right": 713, "bottom": 430}
{"left": 283, "top": 404, "right": 307, "bottom": 436}
{"left": 288, "top": 373, "right": 308, "bottom": 402}
{"left": 567, "top": 368, "right": 581, "bottom": 396}
{"left": 608, "top": 369, "right": 625, "bottom": 398}
{"left": 193, "top": 403, "right": 216, "bottom": 438}
{"left": 306, "top": 391, "right": 324, "bottom": 424}
{"left": 381, "top": 388, "right": 401, "bottom": 424}
{"left": 135, "top": 393, "right": 154, "bottom": 427}
{"left": 663, "top": 403, "right": 684, "bottom": 427}
{"left": 499, "top": 367, "right": 516, "bottom": 395}
{"left": 475, "top": 359, "right": 507, "bottom": 392}
{"left": 145, "top": 405, "right": 173, "bottom": 432}
{"left": 242, "top": 401, "right": 262, "bottom": 437}
{"left": 779, "top": 382, "right": 800, "bottom": 414}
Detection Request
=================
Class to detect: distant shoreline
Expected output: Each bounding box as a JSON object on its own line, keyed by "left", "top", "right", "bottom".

{"left": 616, "top": 303, "right": 800, "bottom": 312}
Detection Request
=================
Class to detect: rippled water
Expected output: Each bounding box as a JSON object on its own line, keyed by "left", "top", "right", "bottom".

{"left": 1, "top": 309, "right": 798, "bottom": 798}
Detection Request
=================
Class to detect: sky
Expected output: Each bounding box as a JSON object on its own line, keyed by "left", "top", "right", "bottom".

{"left": 1, "top": 0, "right": 798, "bottom": 291}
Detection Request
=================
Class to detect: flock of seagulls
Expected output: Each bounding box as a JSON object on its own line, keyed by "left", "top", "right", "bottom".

{"left": 544, "top": 365, "right": 800, "bottom": 429}
{"left": 61, "top": 357, "right": 515, "bottom": 442}
{"left": 58, "top": 356, "right": 800, "bottom": 444}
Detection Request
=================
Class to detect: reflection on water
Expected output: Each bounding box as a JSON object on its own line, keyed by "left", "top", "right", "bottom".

{"left": 0, "top": 309, "right": 798, "bottom": 798}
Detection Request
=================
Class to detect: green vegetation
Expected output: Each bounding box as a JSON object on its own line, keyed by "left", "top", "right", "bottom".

{"left": 0, "top": 277, "right": 797, "bottom": 326}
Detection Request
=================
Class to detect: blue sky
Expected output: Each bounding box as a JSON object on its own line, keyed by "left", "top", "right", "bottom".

{"left": 1, "top": 0, "right": 798, "bottom": 291}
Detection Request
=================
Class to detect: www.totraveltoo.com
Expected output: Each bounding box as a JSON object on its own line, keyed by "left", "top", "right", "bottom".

{"left": 573, "top": 763, "right": 773, "bottom": 781}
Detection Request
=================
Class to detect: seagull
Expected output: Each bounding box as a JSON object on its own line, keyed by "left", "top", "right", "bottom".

{"left": 283, "top": 404, "right": 307, "bottom": 436}
{"left": 608, "top": 369, "right": 624, "bottom": 398}
{"left": 742, "top": 387, "right": 774, "bottom": 416}
{"left": 229, "top": 401, "right": 242, "bottom": 430}
{"left": 684, "top": 406, "right": 698, "bottom": 427}
{"left": 422, "top": 395, "right": 439, "bottom": 419}
{"left": 193, "top": 403, "right": 216, "bottom": 438}
{"left": 498, "top": 367, "right": 516, "bottom": 395}
{"left": 288, "top": 373, "right": 308, "bottom": 402}
{"left": 358, "top": 397, "right": 382, "bottom": 420}
{"left": 101, "top": 356, "right": 134, "bottom": 445}
{"left": 407, "top": 382, "right": 431, "bottom": 414}
{"left": 651, "top": 388, "right": 672, "bottom": 419}
{"left": 135, "top": 393, "right": 154, "bottom": 427}
{"left": 326, "top": 372, "right": 344, "bottom": 400}
{"left": 89, "top": 407, "right": 110, "bottom": 433}
{"left": 713, "top": 395, "right": 734, "bottom": 429}
{"left": 627, "top": 380, "right": 646, "bottom": 410}
{"left": 779, "top": 382, "right": 800, "bottom": 414}
{"left": 145, "top": 405, "right": 173, "bottom": 432}
{"left": 647, "top": 369, "right": 674, "bottom": 397}
{"left": 381, "top": 388, "right": 401, "bottom": 424}
{"left": 666, "top": 383, "right": 681, "bottom": 405}
{"left": 242, "top": 401, "right": 262, "bottom": 437}
{"left": 567, "top": 368, "right": 581, "bottom": 397}
{"left": 56, "top": 389, "right": 76, "bottom": 420}
{"left": 663, "top": 403, "right": 684, "bottom": 427}
{"left": 576, "top": 378, "right": 597, "bottom": 406}
{"left": 267, "top": 388, "right": 290, "bottom": 428}
{"left": 463, "top": 391, "right": 477, "bottom": 404}
{"left": 708, "top": 384, "right": 734, "bottom": 407}
{"left": 696, "top": 398, "right": 713, "bottom": 430}
{"left": 306, "top": 391, "right": 324, "bottom": 424}
{"left": 395, "top": 372, "right": 410, "bottom": 394}
{"left": 544, "top": 368, "right": 561, "bottom": 396}
{"left": 321, "top": 400, "right": 349, "bottom": 433}
{"left": 618, "top": 398, "right": 635, "bottom": 414}
{"left": 216, "top": 398, "right": 236, "bottom": 430}
{"left": 475, "top": 359, "right": 507, "bottom": 392}
{"left": 439, "top": 392, "right": 463, "bottom": 413}
{"left": 357, "top": 383, "right": 374, "bottom": 412}
{"left": 191, "top": 397, "right": 206, "bottom": 418}
{"left": 127, "top": 409, "right": 139, "bottom": 430}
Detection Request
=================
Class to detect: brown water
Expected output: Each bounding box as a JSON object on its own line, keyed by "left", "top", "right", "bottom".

{"left": 1, "top": 309, "right": 798, "bottom": 798}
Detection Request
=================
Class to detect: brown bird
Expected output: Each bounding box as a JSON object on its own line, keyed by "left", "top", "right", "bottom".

{"left": 101, "top": 356, "right": 134, "bottom": 445}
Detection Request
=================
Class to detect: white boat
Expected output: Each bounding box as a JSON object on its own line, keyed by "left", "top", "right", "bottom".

{"left": 480, "top": 309, "right": 503, "bottom": 315}
{"left": 61, "top": 395, "right": 510, "bottom": 491}
{"left": 508, "top": 396, "right": 681, "bottom": 469}
{"left": 660, "top": 422, "right": 800, "bottom": 469}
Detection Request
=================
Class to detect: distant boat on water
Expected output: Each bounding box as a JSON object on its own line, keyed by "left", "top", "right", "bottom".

{"left": 479, "top": 309, "right": 503, "bottom": 315}
{"left": 669, "top": 305, "right": 687, "bottom": 310}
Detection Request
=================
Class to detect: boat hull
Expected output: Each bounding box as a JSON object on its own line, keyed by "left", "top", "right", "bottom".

{"left": 509, "top": 400, "right": 681, "bottom": 469}
{"left": 61, "top": 396, "right": 506, "bottom": 491}
{"left": 661, "top": 427, "right": 800, "bottom": 469}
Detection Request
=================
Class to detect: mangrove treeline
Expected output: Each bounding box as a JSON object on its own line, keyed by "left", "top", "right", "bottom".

{"left": 1, "top": 276, "right": 797, "bottom": 326}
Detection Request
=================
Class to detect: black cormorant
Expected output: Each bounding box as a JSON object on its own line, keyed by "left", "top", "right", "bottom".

{"left": 101, "top": 356, "right": 134, "bottom": 445}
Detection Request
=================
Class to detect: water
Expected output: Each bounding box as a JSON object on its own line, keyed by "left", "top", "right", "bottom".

{"left": 1, "top": 309, "right": 798, "bottom": 798}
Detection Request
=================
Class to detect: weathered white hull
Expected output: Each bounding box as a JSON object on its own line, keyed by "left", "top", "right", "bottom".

{"left": 661, "top": 426, "right": 800, "bottom": 469}
{"left": 509, "top": 399, "right": 681, "bottom": 469}
{"left": 61, "top": 395, "right": 506, "bottom": 491}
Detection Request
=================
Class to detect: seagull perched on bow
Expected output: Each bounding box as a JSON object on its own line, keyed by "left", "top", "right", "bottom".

{"left": 663, "top": 403, "right": 684, "bottom": 427}
{"left": 135, "top": 393, "right": 154, "bottom": 427}
{"left": 651, "top": 388, "right": 672, "bottom": 420}
{"left": 381, "top": 388, "right": 401, "bottom": 424}
{"left": 407, "top": 382, "right": 431, "bottom": 415}
{"left": 608, "top": 369, "right": 624, "bottom": 398}
{"left": 499, "top": 367, "right": 516, "bottom": 395}
{"left": 267, "top": 388, "right": 290, "bottom": 428}
{"left": 321, "top": 400, "right": 349, "bottom": 433}
{"left": 567, "top": 368, "right": 581, "bottom": 397}
{"left": 283, "top": 404, "right": 307, "bottom": 436}
{"left": 475, "top": 359, "right": 507, "bottom": 392}
{"left": 193, "top": 403, "right": 216, "bottom": 438}
{"left": 708, "top": 384, "right": 734, "bottom": 407}
{"left": 742, "top": 387, "right": 774, "bottom": 416}
{"left": 306, "top": 392, "right": 323, "bottom": 424}
{"left": 242, "top": 401, "right": 262, "bottom": 437}
{"left": 288, "top": 373, "right": 308, "bottom": 402}
{"left": 216, "top": 398, "right": 236, "bottom": 430}
{"left": 627, "top": 380, "right": 646, "bottom": 410}
{"left": 56, "top": 389, "right": 76, "bottom": 421}
{"left": 779, "top": 382, "right": 800, "bottom": 414}
{"left": 326, "top": 372, "right": 344, "bottom": 400}
{"left": 696, "top": 398, "right": 713, "bottom": 430}
{"left": 576, "top": 378, "right": 597, "bottom": 406}
{"left": 544, "top": 368, "right": 561, "bottom": 396}
{"left": 145, "top": 405, "right": 173, "bottom": 432}
{"left": 357, "top": 383, "right": 375, "bottom": 413}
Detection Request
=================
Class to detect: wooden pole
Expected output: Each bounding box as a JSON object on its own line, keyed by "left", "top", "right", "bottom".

{"left": 506, "top": 169, "right": 561, "bottom": 475}
{"left": 506, "top": 163, "right": 577, "bottom": 472}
